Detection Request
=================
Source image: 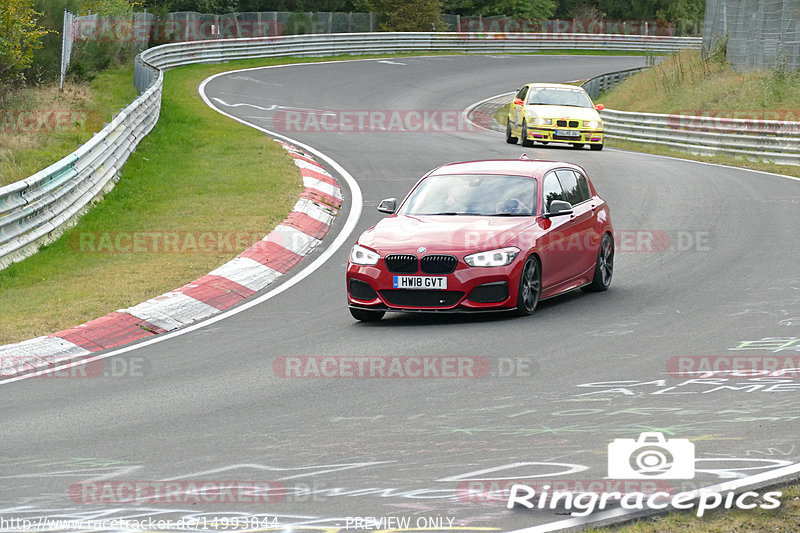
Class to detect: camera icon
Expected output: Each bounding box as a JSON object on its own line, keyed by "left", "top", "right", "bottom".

{"left": 608, "top": 432, "right": 695, "bottom": 479}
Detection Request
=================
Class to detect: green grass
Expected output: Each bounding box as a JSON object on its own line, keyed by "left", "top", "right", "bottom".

{"left": 600, "top": 49, "right": 800, "bottom": 115}
{"left": 588, "top": 484, "right": 800, "bottom": 532}
{"left": 0, "top": 66, "right": 138, "bottom": 187}
{"left": 495, "top": 103, "right": 511, "bottom": 126}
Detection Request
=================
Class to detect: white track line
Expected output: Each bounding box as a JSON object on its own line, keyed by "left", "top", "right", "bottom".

{"left": 461, "top": 91, "right": 515, "bottom": 132}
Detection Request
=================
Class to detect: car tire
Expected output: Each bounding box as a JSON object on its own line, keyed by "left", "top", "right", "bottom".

{"left": 514, "top": 256, "right": 541, "bottom": 316}
{"left": 521, "top": 120, "right": 534, "bottom": 147}
{"left": 590, "top": 143, "right": 604, "bottom": 151}
{"left": 582, "top": 233, "right": 614, "bottom": 292}
{"left": 349, "top": 307, "right": 386, "bottom": 321}
{"left": 572, "top": 143, "right": 585, "bottom": 149}
{"left": 506, "top": 120, "right": 518, "bottom": 144}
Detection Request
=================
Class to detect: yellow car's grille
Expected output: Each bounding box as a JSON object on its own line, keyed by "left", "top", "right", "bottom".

{"left": 556, "top": 120, "right": 580, "bottom": 128}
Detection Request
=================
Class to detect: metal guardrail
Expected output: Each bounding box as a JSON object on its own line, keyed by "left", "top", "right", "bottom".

{"left": 136, "top": 33, "right": 700, "bottom": 77}
{"left": 581, "top": 68, "right": 800, "bottom": 165}
{"left": 0, "top": 32, "right": 702, "bottom": 270}
{"left": 601, "top": 108, "right": 800, "bottom": 165}
{"left": 0, "top": 73, "right": 163, "bottom": 270}
{"left": 580, "top": 67, "right": 647, "bottom": 99}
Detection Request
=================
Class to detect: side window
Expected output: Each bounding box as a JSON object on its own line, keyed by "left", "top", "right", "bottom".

{"left": 542, "top": 172, "right": 565, "bottom": 212}
{"left": 576, "top": 172, "right": 592, "bottom": 201}
{"left": 556, "top": 169, "right": 588, "bottom": 206}
{"left": 516, "top": 86, "right": 528, "bottom": 102}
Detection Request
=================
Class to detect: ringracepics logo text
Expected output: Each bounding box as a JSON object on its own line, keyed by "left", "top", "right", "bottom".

{"left": 506, "top": 432, "right": 783, "bottom": 516}
{"left": 507, "top": 484, "right": 781, "bottom": 517}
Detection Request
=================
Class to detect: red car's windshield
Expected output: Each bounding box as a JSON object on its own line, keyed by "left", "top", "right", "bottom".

{"left": 398, "top": 174, "right": 537, "bottom": 216}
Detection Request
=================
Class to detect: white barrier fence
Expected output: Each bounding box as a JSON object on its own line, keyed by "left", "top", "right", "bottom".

{"left": 0, "top": 32, "right": 702, "bottom": 270}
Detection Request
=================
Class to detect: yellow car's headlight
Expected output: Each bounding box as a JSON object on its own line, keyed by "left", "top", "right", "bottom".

{"left": 532, "top": 117, "right": 553, "bottom": 126}
{"left": 585, "top": 120, "right": 602, "bottom": 129}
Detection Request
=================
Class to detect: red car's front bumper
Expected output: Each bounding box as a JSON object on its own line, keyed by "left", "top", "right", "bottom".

{"left": 346, "top": 259, "right": 525, "bottom": 313}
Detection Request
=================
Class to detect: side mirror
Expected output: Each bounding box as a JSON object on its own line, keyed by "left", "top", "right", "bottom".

{"left": 544, "top": 200, "right": 573, "bottom": 218}
{"left": 594, "top": 103, "right": 605, "bottom": 111}
{"left": 513, "top": 98, "right": 524, "bottom": 106}
{"left": 377, "top": 198, "right": 397, "bottom": 214}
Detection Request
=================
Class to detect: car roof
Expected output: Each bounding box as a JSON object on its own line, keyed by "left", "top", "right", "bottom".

{"left": 429, "top": 159, "right": 585, "bottom": 178}
{"left": 524, "top": 83, "right": 588, "bottom": 92}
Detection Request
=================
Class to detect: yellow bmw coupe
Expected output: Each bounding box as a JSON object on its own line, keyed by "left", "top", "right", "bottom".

{"left": 506, "top": 83, "right": 604, "bottom": 151}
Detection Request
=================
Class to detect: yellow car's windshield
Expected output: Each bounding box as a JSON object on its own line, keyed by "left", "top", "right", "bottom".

{"left": 527, "top": 88, "right": 593, "bottom": 108}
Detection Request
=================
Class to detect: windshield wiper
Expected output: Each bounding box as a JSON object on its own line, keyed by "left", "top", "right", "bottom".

{"left": 426, "top": 212, "right": 480, "bottom": 216}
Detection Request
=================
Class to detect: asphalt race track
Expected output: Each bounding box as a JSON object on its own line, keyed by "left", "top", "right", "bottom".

{"left": 1, "top": 55, "right": 799, "bottom": 532}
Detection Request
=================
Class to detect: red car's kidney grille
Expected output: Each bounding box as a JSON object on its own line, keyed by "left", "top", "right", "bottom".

{"left": 379, "top": 290, "right": 465, "bottom": 308}
{"left": 420, "top": 255, "right": 458, "bottom": 274}
{"left": 385, "top": 254, "right": 418, "bottom": 273}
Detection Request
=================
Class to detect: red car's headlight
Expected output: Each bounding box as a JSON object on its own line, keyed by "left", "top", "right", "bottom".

{"left": 464, "top": 247, "right": 520, "bottom": 267}
{"left": 350, "top": 244, "right": 380, "bottom": 265}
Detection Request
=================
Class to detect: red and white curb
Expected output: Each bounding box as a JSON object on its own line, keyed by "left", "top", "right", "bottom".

{"left": 0, "top": 140, "right": 340, "bottom": 376}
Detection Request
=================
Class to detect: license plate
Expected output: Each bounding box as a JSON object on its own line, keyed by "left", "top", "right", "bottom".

{"left": 393, "top": 276, "right": 447, "bottom": 290}
{"left": 556, "top": 129, "right": 581, "bottom": 137}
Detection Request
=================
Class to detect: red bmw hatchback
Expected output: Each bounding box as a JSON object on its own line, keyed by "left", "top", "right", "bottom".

{"left": 346, "top": 159, "right": 614, "bottom": 321}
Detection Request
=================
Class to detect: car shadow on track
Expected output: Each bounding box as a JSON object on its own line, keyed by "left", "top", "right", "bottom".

{"left": 351, "top": 289, "right": 591, "bottom": 327}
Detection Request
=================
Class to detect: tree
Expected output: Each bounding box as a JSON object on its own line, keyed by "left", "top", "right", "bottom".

{"left": 79, "top": 0, "right": 138, "bottom": 15}
{"left": 0, "top": 0, "right": 50, "bottom": 88}
{"left": 363, "top": 0, "right": 444, "bottom": 31}
{"left": 477, "top": 0, "right": 556, "bottom": 19}
{"left": 444, "top": 0, "right": 555, "bottom": 19}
